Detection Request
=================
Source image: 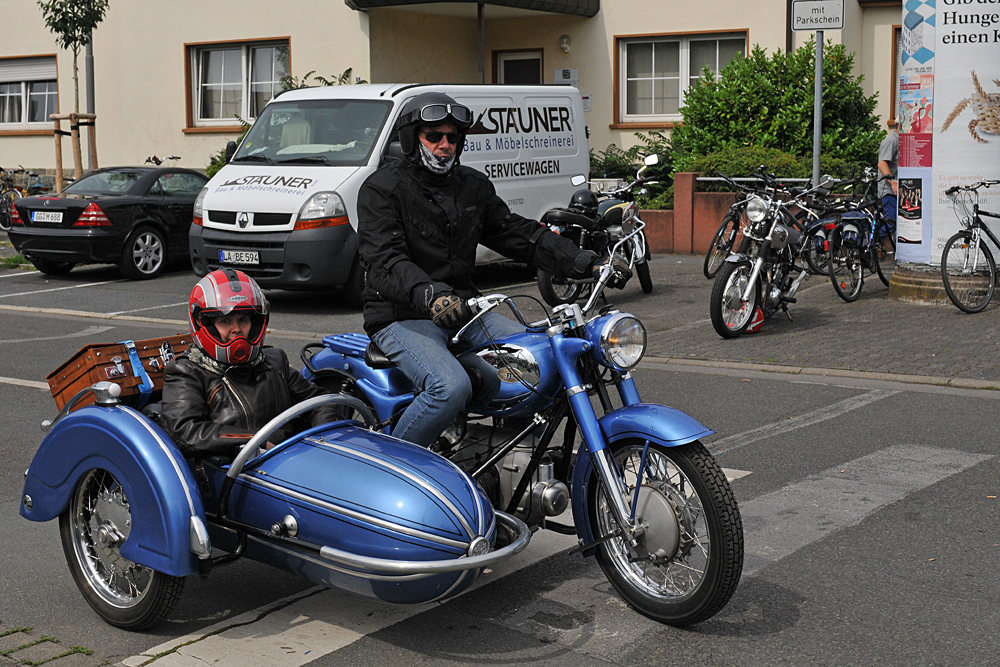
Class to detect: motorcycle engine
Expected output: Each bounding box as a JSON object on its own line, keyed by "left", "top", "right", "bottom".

{"left": 604, "top": 225, "right": 624, "bottom": 244}
{"left": 438, "top": 419, "right": 570, "bottom": 525}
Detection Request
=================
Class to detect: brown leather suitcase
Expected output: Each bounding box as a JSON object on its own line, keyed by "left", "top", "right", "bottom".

{"left": 47, "top": 333, "right": 191, "bottom": 411}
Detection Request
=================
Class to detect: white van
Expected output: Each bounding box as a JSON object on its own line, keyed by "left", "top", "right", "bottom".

{"left": 189, "top": 83, "right": 590, "bottom": 305}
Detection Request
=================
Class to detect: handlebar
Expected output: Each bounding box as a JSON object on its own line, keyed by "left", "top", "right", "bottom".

{"left": 946, "top": 180, "right": 999, "bottom": 196}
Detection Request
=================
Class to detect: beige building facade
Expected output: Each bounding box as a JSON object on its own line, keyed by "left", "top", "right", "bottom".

{"left": 1, "top": 0, "right": 900, "bottom": 174}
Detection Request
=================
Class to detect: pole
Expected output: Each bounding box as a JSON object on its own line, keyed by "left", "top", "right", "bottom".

{"left": 85, "top": 33, "right": 95, "bottom": 170}
{"left": 812, "top": 31, "right": 823, "bottom": 186}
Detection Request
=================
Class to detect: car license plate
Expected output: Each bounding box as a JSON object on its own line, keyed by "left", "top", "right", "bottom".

{"left": 219, "top": 249, "right": 259, "bottom": 265}
{"left": 31, "top": 211, "right": 63, "bottom": 223}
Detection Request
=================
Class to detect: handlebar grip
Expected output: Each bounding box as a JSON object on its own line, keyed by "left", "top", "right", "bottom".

{"left": 945, "top": 186, "right": 959, "bottom": 195}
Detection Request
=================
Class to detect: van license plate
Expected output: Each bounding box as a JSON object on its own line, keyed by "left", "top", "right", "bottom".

{"left": 32, "top": 211, "right": 63, "bottom": 223}
{"left": 219, "top": 250, "right": 259, "bottom": 265}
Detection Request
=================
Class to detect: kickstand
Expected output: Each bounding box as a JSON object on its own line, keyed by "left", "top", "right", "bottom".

{"left": 782, "top": 305, "right": 794, "bottom": 321}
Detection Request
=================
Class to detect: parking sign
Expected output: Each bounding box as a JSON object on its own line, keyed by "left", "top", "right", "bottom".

{"left": 792, "top": 0, "right": 844, "bottom": 31}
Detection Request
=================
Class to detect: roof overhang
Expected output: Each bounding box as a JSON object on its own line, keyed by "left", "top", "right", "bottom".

{"left": 346, "top": 0, "right": 599, "bottom": 18}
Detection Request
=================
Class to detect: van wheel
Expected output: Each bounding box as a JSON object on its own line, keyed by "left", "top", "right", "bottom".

{"left": 345, "top": 258, "right": 365, "bottom": 309}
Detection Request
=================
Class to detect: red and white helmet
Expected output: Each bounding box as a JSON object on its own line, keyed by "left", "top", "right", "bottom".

{"left": 189, "top": 269, "right": 269, "bottom": 364}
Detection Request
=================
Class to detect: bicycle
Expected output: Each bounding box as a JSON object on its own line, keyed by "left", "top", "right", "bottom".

{"left": 826, "top": 172, "right": 896, "bottom": 302}
{"left": 0, "top": 166, "right": 28, "bottom": 233}
{"left": 940, "top": 180, "right": 1000, "bottom": 313}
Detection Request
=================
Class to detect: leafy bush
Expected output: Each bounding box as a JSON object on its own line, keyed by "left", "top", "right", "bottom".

{"left": 671, "top": 39, "right": 884, "bottom": 173}
{"left": 590, "top": 131, "right": 674, "bottom": 209}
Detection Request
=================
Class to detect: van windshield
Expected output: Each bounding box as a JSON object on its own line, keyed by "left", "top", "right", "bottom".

{"left": 233, "top": 99, "right": 392, "bottom": 167}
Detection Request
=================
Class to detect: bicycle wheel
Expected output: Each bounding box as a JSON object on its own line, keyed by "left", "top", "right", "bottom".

{"left": 828, "top": 228, "right": 864, "bottom": 302}
{"left": 703, "top": 211, "right": 742, "bottom": 279}
{"left": 0, "top": 189, "right": 16, "bottom": 232}
{"left": 873, "top": 219, "right": 895, "bottom": 287}
{"left": 941, "top": 230, "right": 996, "bottom": 313}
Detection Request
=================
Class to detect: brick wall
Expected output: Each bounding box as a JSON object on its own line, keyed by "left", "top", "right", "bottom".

{"left": 641, "top": 172, "right": 736, "bottom": 255}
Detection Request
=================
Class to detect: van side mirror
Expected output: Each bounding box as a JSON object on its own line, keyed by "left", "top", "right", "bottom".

{"left": 225, "top": 141, "right": 237, "bottom": 164}
{"left": 382, "top": 141, "right": 404, "bottom": 165}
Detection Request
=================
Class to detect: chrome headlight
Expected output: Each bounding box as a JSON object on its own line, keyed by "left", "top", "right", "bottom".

{"left": 746, "top": 196, "right": 768, "bottom": 223}
{"left": 587, "top": 313, "right": 647, "bottom": 371}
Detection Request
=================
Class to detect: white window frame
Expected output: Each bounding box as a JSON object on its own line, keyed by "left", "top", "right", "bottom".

{"left": 190, "top": 40, "right": 289, "bottom": 127}
{"left": 618, "top": 33, "right": 745, "bottom": 124}
{"left": 0, "top": 56, "right": 58, "bottom": 128}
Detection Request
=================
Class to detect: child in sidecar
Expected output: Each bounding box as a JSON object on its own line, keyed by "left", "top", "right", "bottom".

{"left": 160, "top": 268, "right": 340, "bottom": 458}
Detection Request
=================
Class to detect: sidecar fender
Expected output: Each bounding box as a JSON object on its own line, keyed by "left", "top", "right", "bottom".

{"left": 570, "top": 403, "right": 714, "bottom": 549}
{"left": 20, "top": 405, "right": 208, "bottom": 577}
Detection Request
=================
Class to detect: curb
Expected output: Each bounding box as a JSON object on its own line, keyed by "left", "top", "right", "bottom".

{"left": 644, "top": 355, "right": 1000, "bottom": 391}
{"left": 887, "top": 267, "right": 953, "bottom": 305}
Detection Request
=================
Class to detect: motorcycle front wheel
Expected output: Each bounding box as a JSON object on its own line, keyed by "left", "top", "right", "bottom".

{"left": 589, "top": 439, "right": 744, "bottom": 626}
{"left": 537, "top": 269, "right": 589, "bottom": 306}
{"left": 710, "top": 261, "right": 758, "bottom": 338}
{"left": 59, "top": 468, "right": 185, "bottom": 630}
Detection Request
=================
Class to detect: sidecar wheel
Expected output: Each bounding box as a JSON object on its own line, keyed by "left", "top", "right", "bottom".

{"left": 59, "top": 469, "right": 185, "bottom": 630}
{"left": 710, "top": 261, "right": 757, "bottom": 338}
{"left": 588, "top": 440, "right": 744, "bottom": 626}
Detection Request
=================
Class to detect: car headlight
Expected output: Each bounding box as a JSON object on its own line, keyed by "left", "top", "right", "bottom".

{"left": 587, "top": 313, "right": 647, "bottom": 371}
{"left": 746, "top": 196, "right": 768, "bottom": 223}
{"left": 295, "top": 192, "right": 350, "bottom": 230}
{"left": 193, "top": 186, "right": 208, "bottom": 218}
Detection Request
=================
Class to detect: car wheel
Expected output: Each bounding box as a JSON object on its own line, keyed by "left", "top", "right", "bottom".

{"left": 120, "top": 226, "right": 167, "bottom": 280}
{"left": 31, "top": 258, "right": 76, "bottom": 275}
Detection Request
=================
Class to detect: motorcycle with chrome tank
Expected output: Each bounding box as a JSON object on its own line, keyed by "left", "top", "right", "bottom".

{"left": 302, "top": 234, "right": 744, "bottom": 625}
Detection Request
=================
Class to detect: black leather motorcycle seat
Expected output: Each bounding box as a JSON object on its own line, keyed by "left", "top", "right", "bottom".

{"left": 364, "top": 341, "right": 395, "bottom": 369}
{"left": 541, "top": 207, "right": 601, "bottom": 231}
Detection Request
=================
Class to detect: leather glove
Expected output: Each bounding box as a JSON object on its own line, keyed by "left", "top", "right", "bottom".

{"left": 430, "top": 294, "right": 472, "bottom": 329}
{"left": 591, "top": 255, "right": 632, "bottom": 290}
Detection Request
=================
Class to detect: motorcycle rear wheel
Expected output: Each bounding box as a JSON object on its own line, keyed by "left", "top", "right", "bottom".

{"left": 537, "top": 269, "right": 588, "bottom": 306}
{"left": 710, "top": 261, "right": 757, "bottom": 338}
{"left": 59, "top": 468, "right": 185, "bottom": 630}
{"left": 589, "top": 440, "right": 744, "bottom": 626}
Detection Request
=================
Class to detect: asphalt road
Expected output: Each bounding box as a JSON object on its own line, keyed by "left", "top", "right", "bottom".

{"left": 1, "top": 255, "right": 998, "bottom": 666}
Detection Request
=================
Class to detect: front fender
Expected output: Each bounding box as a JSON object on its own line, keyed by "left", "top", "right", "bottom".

{"left": 724, "top": 252, "right": 753, "bottom": 264}
{"left": 570, "top": 403, "right": 714, "bottom": 550}
{"left": 20, "top": 405, "right": 207, "bottom": 577}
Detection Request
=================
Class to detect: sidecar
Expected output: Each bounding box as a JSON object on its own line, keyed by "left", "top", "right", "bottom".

{"left": 20, "top": 382, "right": 530, "bottom": 629}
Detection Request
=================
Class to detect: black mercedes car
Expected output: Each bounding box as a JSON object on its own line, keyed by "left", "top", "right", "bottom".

{"left": 8, "top": 166, "right": 208, "bottom": 279}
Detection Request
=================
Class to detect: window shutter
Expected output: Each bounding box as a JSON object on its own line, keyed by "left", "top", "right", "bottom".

{"left": 0, "top": 57, "right": 58, "bottom": 83}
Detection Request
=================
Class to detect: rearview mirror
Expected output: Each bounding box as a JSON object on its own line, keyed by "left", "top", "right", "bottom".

{"left": 225, "top": 141, "right": 237, "bottom": 164}
{"left": 644, "top": 154, "right": 659, "bottom": 166}
{"left": 571, "top": 175, "right": 587, "bottom": 187}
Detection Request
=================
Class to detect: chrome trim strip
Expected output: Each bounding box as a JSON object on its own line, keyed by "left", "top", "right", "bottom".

{"left": 121, "top": 407, "right": 198, "bottom": 520}
{"left": 318, "top": 512, "right": 531, "bottom": 575}
{"left": 243, "top": 473, "right": 470, "bottom": 551}
{"left": 567, "top": 385, "right": 586, "bottom": 397}
{"left": 248, "top": 534, "right": 435, "bottom": 583}
{"left": 304, "top": 436, "right": 477, "bottom": 538}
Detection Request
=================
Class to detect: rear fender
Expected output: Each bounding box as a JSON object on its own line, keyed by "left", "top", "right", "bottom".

{"left": 569, "top": 403, "right": 714, "bottom": 550}
{"left": 20, "top": 405, "right": 207, "bottom": 576}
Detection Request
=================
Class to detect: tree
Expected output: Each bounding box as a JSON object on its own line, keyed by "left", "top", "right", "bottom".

{"left": 671, "top": 39, "right": 884, "bottom": 173}
{"left": 37, "top": 0, "right": 109, "bottom": 113}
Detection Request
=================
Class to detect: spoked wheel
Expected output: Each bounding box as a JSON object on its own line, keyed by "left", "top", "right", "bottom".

{"left": 59, "top": 469, "right": 184, "bottom": 629}
{"left": 941, "top": 230, "right": 996, "bottom": 313}
{"left": 703, "top": 211, "right": 742, "bottom": 279}
{"left": 0, "top": 191, "right": 16, "bottom": 232}
{"left": 804, "top": 226, "right": 831, "bottom": 275}
{"left": 710, "top": 261, "right": 757, "bottom": 338}
{"left": 828, "top": 231, "right": 864, "bottom": 302}
{"left": 873, "top": 220, "right": 896, "bottom": 287}
{"left": 589, "top": 440, "right": 744, "bottom": 626}
{"left": 537, "top": 269, "right": 590, "bottom": 306}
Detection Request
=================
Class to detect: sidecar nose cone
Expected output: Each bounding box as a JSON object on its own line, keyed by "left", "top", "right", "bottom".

{"left": 468, "top": 536, "right": 491, "bottom": 557}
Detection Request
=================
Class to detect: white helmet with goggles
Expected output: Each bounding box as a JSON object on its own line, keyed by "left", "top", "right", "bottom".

{"left": 189, "top": 269, "right": 269, "bottom": 365}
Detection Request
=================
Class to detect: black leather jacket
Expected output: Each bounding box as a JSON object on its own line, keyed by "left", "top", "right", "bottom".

{"left": 357, "top": 155, "right": 596, "bottom": 336}
{"left": 160, "top": 346, "right": 338, "bottom": 459}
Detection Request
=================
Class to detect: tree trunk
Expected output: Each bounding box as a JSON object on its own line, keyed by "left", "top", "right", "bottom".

{"left": 73, "top": 49, "right": 80, "bottom": 113}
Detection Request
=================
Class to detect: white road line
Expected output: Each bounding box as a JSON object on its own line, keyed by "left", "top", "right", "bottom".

{"left": 0, "top": 278, "right": 123, "bottom": 299}
{"left": 740, "top": 444, "right": 991, "bottom": 576}
{"left": 707, "top": 389, "right": 900, "bottom": 455}
{"left": 0, "top": 375, "right": 49, "bottom": 390}
{"left": 0, "top": 271, "right": 36, "bottom": 278}
{"left": 0, "top": 324, "right": 115, "bottom": 345}
{"left": 107, "top": 301, "right": 188, "bottom": 316}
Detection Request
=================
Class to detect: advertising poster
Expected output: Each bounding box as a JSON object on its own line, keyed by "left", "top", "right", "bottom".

{"left": 896, "top": 0, "right": 936, "bottom": 263}
{"left": 931, "top": 0, "right": 1000, "bottom": 263}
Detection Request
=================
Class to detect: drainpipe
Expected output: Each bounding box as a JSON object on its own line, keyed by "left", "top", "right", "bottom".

{"left": 478, "top": 3, "right": 485, "bottom": 83}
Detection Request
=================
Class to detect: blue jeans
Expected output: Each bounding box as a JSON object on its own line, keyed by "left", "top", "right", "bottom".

{"left": 371, "top": 313, "right": 523, "bottom": 447}
{"left": 881, "top": 194, "right": 897, "bottom": 237}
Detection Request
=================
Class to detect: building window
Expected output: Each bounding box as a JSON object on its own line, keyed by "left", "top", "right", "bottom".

{"left": 618, "top": 34, "right": 745, "bottom": 123}
{"left": 190, "top": 41, "right": 289, "bottom": 126}
{"left": 0, "top": 56, "right": 58, "bottom": 126}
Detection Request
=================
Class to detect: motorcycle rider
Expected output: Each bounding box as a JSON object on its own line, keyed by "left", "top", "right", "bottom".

{"left": 357, "top": 91, "right": 630, "bottom": 448}
{"left": 161, "top": 269, "right": 339, "bottom": 458}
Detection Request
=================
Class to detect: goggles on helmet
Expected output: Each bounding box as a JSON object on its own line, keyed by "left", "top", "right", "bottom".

{"left": 402, "top": 103, "right": 473, "bottom": 129}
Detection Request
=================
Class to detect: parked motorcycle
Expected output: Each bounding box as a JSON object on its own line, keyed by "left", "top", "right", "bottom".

{"left": 710, "top": 170, "right": 836, "bottom": 338}
{"left": 302, "top": 234, "right": 744, "bottom": 625}
{"left": 535, "top": 155, "right": 658, "bottom": 306}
